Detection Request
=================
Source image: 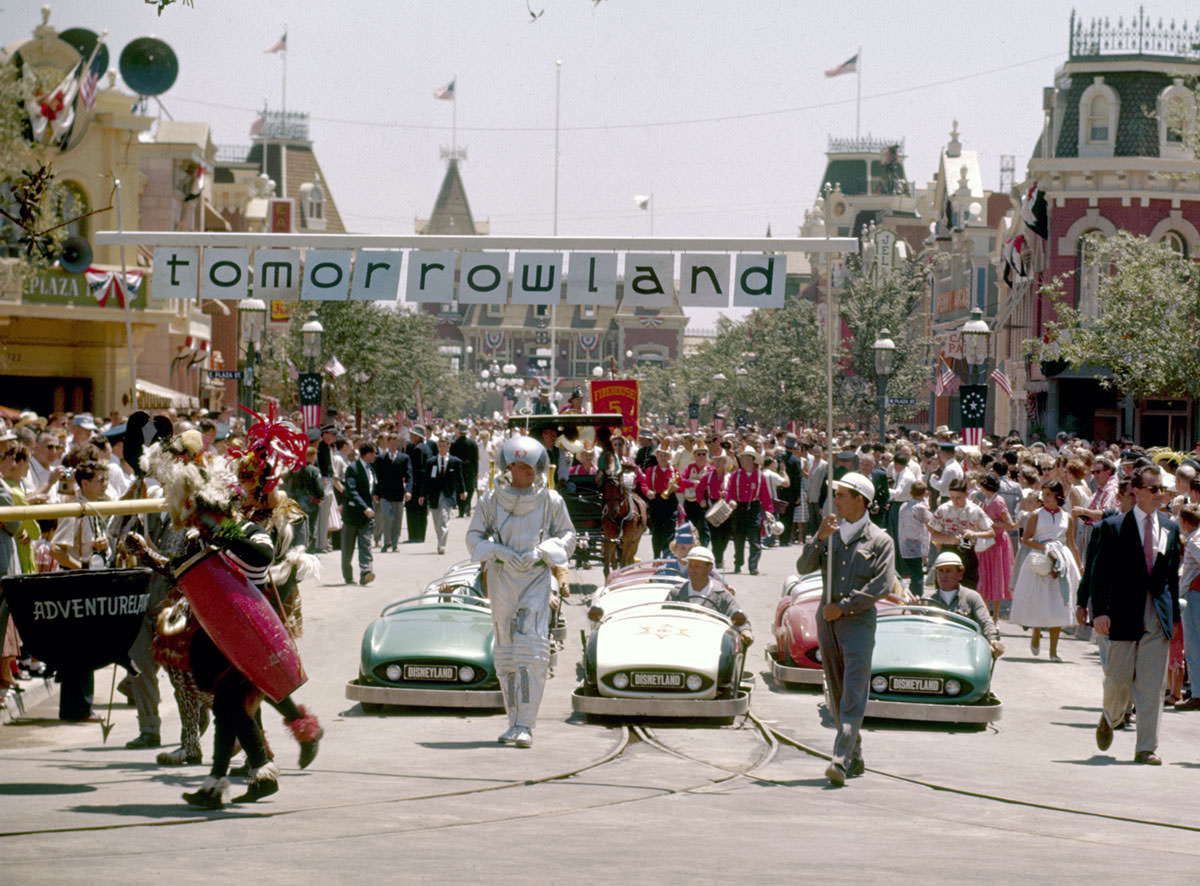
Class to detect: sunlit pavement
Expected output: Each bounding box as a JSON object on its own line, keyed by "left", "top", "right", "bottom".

{"left": 2, "top": 520, "right": 1199, "bottom": 884}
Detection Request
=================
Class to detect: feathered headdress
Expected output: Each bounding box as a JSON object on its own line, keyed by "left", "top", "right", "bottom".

{"left": 140, "top": 429, "right": 241, "bottom": 529}
{"left": 227, "top": 404, "right": 308, "bottom": 498}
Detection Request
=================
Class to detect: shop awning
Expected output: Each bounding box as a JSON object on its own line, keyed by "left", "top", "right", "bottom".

{"left": 135, "top": 378, "right": 198, "bottom": 409}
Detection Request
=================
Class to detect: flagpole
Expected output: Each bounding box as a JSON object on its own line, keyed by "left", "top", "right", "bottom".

{"left": 822, "top": 182, "right": 836, "bottom": 602}
{"left": 550, "top": 60, "right": 562, "bottom": 399}
{"left": 452, "top": 73, "right": 458, "bottom": 156}
{"left": 855, "top": 46, "right": 861, "bottom": 141}
{"left": 281, "top": 23, "right": 288, "bottom": 121}
{"left": 114, "top": 179, "right": 138, "bottom": 410}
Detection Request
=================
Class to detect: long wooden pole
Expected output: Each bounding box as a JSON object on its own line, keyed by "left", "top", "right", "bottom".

{"left": 0, "top": 498, "right": 166, "bottom": 522}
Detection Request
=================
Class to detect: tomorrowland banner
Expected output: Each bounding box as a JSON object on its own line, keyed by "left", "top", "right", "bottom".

{"left": 150, "top": 247, "right": 789, "bottom": 309}
{"left": 590, "top": 380, "right": 639, "bottom": 439}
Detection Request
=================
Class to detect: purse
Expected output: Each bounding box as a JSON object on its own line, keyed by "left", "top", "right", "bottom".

{"left": 971, "top": 532, "right": 995, "bottom": 554}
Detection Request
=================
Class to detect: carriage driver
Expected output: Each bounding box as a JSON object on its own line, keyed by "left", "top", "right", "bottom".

{"left": 666, "top": 546, "right": 753, "bottom": 648}
{"left": 467, "top": 435, "right": 576, "bottom": 748}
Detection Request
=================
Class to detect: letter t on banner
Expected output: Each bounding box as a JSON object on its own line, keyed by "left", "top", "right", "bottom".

{"left": 733, "top": 254, "right": 786, "bottom": 308}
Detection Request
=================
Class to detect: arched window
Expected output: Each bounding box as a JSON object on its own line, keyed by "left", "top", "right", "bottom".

{"left": 57, "top": 181, "right": 90, "bottom": 239}
{"left": 1158, "top": 80, "right": 1194, "bottom": 158}
{"left": 1162, "top": 230, "right": 1187, "bottom": 258}
{"left": 1079, "top": 78, "right": 1118, "bottom": 158}
{"left": 298, "top": 175, "right": 326, "bottom": 231}
{"left": 1076, "top": 229, "right": 1102, "bottom": 318}
{"left": 1088, "top": 94, "right": 1111, "bottom": 142}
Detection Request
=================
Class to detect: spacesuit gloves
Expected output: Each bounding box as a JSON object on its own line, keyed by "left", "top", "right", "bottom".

{"left": 474, "top": 541, "right": 519, "bottom": 564}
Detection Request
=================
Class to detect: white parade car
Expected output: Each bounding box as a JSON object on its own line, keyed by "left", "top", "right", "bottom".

{"left": 572, "top": 580, "right": 751, "bottom": 720}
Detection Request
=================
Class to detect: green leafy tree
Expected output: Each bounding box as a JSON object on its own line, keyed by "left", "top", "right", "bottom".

{"left": 1026, "top": 231, "right": 1200, "bottom": 400}
{"left": 837, "top": 255, "right": 933, "bottom": 427}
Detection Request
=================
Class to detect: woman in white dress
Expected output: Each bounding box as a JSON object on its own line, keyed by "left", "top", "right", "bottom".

{"left": 1010, "top": 478, "right": 1081, "bottom": 661}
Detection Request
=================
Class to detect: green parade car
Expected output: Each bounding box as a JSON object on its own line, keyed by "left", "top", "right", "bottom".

{"left": 346, "top": 563, "right": 504, "bottom": 710}
{"left": 863, "top": 605, "right": 1002, "bottom": 724}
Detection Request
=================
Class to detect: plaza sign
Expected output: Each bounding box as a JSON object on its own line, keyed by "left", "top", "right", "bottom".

{"left": 151, "top": 246, "right": 790, "bottom": 309}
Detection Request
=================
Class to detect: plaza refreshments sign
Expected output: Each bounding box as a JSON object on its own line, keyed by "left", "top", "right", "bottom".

{"left": 150, "top": 247, "right": 789, "bottom": 309}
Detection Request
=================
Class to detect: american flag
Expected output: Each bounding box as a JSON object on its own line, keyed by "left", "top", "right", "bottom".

{"left": 990, "top": 364, "right": 1013, "bottom": 399}
{"left": 933, "top": 362, "right": 956, "bottom": 398}
{"left": 962, "top": 427, "right": 984, "bottom": 446}
{"left": 79, "top": 66, "right": 101, "bottom": 111}
{"left": 434, "top": 79, "right": 456, "bottom": 101}
{"left": 824, "top": 53, "right": 858, "bottom": 78}
{"left": 298, "top": 373, "right": 322, "bottom": 431}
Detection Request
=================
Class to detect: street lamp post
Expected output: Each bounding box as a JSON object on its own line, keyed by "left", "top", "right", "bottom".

{"left": 299, "top": 312, "right": 324, "bottom": 430}
{"left": 301, "top": 313, "right": 324, "bottom": 372}
{"left": 873, "top": 328, "right": 896, "bottom": 443}
{"left": 961, "top": 307, "right": 991, "bottom": 444}
{"left": 238, "top": 298, "right": 267, "bottom": 412}
{"left": 351, "top": 370, "right": 371, "bottom": 434}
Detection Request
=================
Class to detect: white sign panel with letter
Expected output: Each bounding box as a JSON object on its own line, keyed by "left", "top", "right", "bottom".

{"left": 349, "top": 250, "right": 404, "bottom": 301}
{"left": 732, "top": 253, "right": 786, "bottom": 309}
{"left": 512, "top": 252, "right": 562, "bottom": 305}
{"left": 622, "top": 253, "right": 674, "bottom": 308}
{"left": 405, "top": 251, "right": 457, "bottom": 303}
{"left": 566, "top": 253, "right": 617, "bottom": 305}
{"left": 678, "top": 254, "right": 730, "bottom": 307}
{"left": 151, "top": 246, "right": 198, "bottom": 299}
{"left": 458, "top": 252, "right": 508, "bottom": 304}
{"left": 200, "top": 248, "right": 250, "bottom": 301}
{"left": 253, "top": 249, "right": 302, "bottom": 298}
{"left": 301, "top": 250, "right": 354, "bottom": 300}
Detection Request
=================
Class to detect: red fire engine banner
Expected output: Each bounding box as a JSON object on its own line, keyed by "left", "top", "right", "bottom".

{"left": 590, "top": 380, "right": 639, "bottom": 439}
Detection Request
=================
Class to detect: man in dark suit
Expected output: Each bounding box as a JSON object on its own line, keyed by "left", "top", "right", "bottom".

{"left": 857, "top": 452, "right": 891, "bottom": 528}
{"left": 1090, "top": 464, "right": 1181, "bottom": 765}
{"left": 341, "top": 442, "right": 378, "bottom": 585}
{"left": 405, "top": 426, "right": 430, "bottom": 543}
{"left": 777, "top": 436, "right": 804, "bottom": 546}
{"left": 423, "top": 436, "right": 468, "bottom": 555}
{"left": 449, "top": 422, "right": 479, "bottom": 517}
{"left": 376, "top": 433, "right": 412, "bottom": 552}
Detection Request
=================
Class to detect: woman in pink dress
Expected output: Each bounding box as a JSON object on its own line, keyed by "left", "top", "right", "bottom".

{"left": 976, "top": 472, "right": 1017, "bottom": 625}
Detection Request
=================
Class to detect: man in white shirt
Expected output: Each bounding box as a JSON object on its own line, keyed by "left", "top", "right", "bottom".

{"left": 930, "top": 443, "right": 963, "bottom": 505}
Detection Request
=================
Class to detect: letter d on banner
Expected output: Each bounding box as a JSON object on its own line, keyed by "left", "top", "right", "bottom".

{"left": 733, "top": 253, "right": 786, "bottom": 308}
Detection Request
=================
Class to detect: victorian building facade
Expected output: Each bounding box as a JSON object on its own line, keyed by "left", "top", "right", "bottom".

{"left": 997, "top": 11, "right": 1200, "bottom": 446}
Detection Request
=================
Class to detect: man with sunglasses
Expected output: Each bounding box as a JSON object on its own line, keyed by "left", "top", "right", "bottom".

{"left": 21, "top": 432, "right": 66, "bottom": 503}
{"left": 1089, "top": 464, "right": 1182, "bottom": 765}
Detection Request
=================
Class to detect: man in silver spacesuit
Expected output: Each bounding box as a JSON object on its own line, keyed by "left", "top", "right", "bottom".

{"left": 467, "top": 435, "right": 575, "bottom": 748}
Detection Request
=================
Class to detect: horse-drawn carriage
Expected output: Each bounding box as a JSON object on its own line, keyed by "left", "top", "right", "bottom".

{"left": 505, "top": 413, "right": 646, "bottom": 577}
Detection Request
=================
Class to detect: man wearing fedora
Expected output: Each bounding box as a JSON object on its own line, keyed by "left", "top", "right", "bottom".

{"left": 796, "top": 471, "right": 896, "bottom": 787}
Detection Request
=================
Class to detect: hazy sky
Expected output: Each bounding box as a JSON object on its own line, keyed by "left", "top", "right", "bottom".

{"left": 4, "top": 1, "right": 1176, "bottom": 236}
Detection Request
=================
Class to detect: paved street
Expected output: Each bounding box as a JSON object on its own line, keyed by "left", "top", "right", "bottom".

{"left": 3, "top": 516, "right": 1200, "bottom": 884}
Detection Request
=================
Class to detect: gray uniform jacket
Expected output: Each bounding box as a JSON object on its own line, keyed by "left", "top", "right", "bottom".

{"left": 795, "top": 520, "right": 896, "bottom": 616}
{"left": 920, "top": 585, "right": 1000, "bottom": 642}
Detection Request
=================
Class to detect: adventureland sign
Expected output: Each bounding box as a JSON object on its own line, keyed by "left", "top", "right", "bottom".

{"left": 151, "top": 248, "right": 788, "bottom": 309}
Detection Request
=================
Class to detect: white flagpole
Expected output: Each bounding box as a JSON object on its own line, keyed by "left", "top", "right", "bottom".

{"left": 855, "top": 46, "right": 861, "bottom": 141}
{"left": 452, "top": 73, "right": 458, "bottom": 156}
{"left": 281, "top": 23, "right": 288, "bottom": 120}
{"left": 550, "top": 60, "right": 562, "bottom": 398}
{"left": 114, "top": 179, "right": 138, "bottom": 410}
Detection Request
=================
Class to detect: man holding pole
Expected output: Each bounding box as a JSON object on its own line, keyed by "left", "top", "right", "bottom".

{"left": 795, "top": 470, "right": 895, "bottom": 787}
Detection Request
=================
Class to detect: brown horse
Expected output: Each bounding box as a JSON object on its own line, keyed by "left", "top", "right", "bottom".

{"left": 597, "top": 467, "right": 647, "bottom": 578}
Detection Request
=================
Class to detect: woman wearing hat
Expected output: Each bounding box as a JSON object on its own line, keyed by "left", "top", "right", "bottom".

{"left": 724, "top": 447, "right": 775, "bottom": 575}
